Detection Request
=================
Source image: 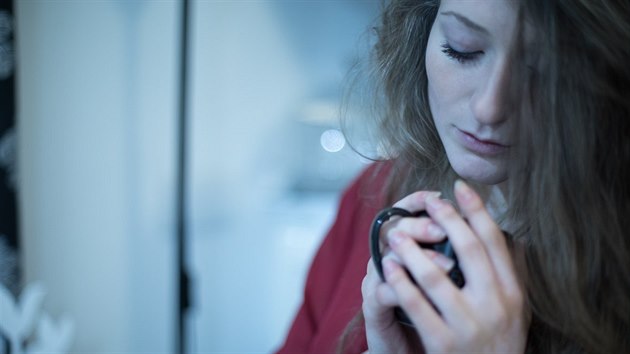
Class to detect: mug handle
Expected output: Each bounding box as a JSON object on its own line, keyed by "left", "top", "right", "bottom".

{"left": 369, "top": 207, "right": 429, "bottom": 326}
{"left": 369, "top": 207, "right": 424, "bottom": 282}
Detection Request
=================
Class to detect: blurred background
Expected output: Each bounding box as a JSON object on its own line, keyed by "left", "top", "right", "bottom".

{"left": 7, "top": 0, "right": 380, "bottom": 352}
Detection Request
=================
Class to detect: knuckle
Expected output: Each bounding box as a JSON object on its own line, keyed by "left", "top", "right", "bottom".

{"left": 478, "top": 223, "right": 503, "bottom": 242}
{"left": 432, "top": 203, "right": 458, "bottom": 220}
{"left": 475, "top": 220, "right": 498, "bottom": 235}
{"left": 459, "top": 238, "right": 483, "bottom": 256}
{"left": 416, "top": 267, "right": 444, "bottom": 288}
{"left": 478, "top": 232, "right": 504, "bottom": 253}
{"left": 398, "top": 292, "right": 423, "bottom": 314}
{"left": 465, "top": 191, "right": 485, "bottom": 211}
{"left": 385, "top": 264, "right": 404, "bottom": 284}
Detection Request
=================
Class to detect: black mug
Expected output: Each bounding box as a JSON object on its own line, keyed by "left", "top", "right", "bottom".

{"left": 369, "top": 207, "right": 465, "bottom": 326}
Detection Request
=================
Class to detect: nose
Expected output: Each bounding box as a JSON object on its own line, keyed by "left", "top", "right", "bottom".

{"left": 470, "top": 58, "right": 511, "bottom": 125}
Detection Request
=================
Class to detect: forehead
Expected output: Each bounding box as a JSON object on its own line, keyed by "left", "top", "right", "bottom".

{"left": 438, "top": 0, "right": 519, "bottom": 40}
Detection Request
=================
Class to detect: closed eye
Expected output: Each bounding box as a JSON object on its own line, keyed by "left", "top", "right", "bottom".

{"left": 441, "top": 43, "right": 483, "bottom": 64}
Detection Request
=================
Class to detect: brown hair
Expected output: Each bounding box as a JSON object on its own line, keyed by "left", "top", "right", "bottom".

{"left": 513, "top": 0, "right": 630, "bottom": 352}
{"left": 341, "top": 0, "right": 630, "bottom": 352}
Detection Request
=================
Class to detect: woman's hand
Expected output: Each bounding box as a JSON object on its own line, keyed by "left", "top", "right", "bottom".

{"left": 362, "top": 190, "right": 446, "bottom": 353}
{"left": 362, "top": 181, "right": 530, "bottom": 353}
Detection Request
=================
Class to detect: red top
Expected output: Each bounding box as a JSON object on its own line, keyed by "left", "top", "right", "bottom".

{"left": 276, "top": 163, "right": 390, "bottom": 354}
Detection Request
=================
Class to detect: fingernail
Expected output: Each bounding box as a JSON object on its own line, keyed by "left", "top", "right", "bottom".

{"left": 427, "top": 191, "right": 442, "bottom": 198}
{"left": 454, "top": 180, "right": 473, "bottom": 202}
{"left": 425, "top": 194, "right": 444, "bottom": 211}
{"left": 427, "top": 223, "right": 446, "bottom": 238}
{"left": 428, "top": 251, "right": 455, "bottom": 272}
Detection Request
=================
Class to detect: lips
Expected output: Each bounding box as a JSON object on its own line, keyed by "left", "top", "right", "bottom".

{"left": 455, "top": 128, "right": 509, "bottom": 156}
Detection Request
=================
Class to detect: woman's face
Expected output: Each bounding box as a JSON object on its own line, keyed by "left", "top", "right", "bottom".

{"left": 426, "top": 0, "right": 520, "bottom": 185}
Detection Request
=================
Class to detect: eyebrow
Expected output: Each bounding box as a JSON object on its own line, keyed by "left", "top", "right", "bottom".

{"left": 440, "top": 11, "right": 490, "bottom": 36}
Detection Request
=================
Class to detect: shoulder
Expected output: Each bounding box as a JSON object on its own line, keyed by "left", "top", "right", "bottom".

{"left": 276, "top": 161, "right": 394, "bottom": 354}
{"left": 338, "top": 160, "right": 393, "bottom": 213}
{"left": 323, "top": 161, "right": 393, "bottom": 252}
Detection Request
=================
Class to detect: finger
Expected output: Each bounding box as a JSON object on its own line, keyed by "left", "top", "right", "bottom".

{"left": 393, "top": 190, "right": 442, "bottom": 211}
{"left": 387, "top": 248, "right": 456, "bottom": 277}
{"left": 380, "top": 191, "right": 442, "bottom": 243}
{"left": 453, "top": 180, "right": 518, "bottom": 288}
{"left": 376, "top": 252, "right": 455, "bottom": 309}
{"left": 423, "top": 248, "right": 457, "bottom": 272}
{"left": 362, "top": 259, "right": 395, "bottom": 321}
{"left": 424, "top": 194, "right": 496, "bottom": 291}
{"left": 365, "top": 253, "right": 403, "bottom": 287}
{"left": 387, "top": 231, "right": 467, "bottom": 326}
{"left": 375, "top": 283, "right": 398, "bottom": 307}
{"left": 365, "top": 257, "right": 390, "bottom": 284}
{"left": 390, "top": 217, "right": 447, "bottom": 243}
{"left": 382, "top": 258, "right": 448, "bottom": 334}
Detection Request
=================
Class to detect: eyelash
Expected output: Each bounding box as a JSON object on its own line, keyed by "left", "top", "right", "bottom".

{"left": 441, "top": 43, "right": 483, "bottom": 63}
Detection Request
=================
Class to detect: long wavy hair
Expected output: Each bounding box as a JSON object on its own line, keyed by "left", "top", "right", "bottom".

{"left": 341, "top": 0, "right": 630, "bottom": 353}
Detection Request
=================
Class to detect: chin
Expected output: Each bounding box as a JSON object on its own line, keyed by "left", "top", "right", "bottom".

{"left": 450, "top": 156, "right": 508, "bottom": 185}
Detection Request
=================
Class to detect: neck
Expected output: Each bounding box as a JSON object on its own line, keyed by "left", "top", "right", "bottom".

{"left": 487, "top": 183, "right": 509, "bottom": 218}
{"left": 474, "top": 181, "right": 511, "bottom": 230}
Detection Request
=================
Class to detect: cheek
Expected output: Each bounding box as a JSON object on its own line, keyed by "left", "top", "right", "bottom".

{"left": 425, "top": 37, "right": 449, "bottom": 125}
{"left": 425, "top": 53, "right": 440, "bottom": 122}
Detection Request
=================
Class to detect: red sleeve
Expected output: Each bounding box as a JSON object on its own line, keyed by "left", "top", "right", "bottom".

{"left": 276, "top": 162, "right": 390, "bottom": 354}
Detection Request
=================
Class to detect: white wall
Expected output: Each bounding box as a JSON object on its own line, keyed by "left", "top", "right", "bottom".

{"left": 17, "top": 1, "right": 178, "bottom": 351}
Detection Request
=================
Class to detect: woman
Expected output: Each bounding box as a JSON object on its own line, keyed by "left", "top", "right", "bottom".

{"left": 277, "top": 0, "right": 630, "bottom": 353}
